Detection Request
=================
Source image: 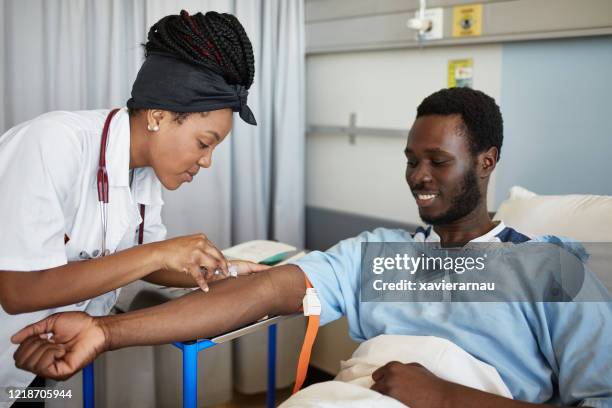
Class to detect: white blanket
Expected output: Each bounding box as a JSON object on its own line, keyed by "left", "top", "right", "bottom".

{"left": 280, "top": 335, "right": 512, "bottom": 408}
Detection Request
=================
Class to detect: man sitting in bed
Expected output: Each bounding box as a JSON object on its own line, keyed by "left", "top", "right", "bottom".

{"left": 12, "top": 88, "right": 612, "bottom": 407}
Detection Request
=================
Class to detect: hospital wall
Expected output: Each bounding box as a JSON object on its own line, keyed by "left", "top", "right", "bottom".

{"left": 495, "top": 35, "right": 612, "bottom": 204}
{"left": 304, "top": 36, "right": 612, "bottom": 373}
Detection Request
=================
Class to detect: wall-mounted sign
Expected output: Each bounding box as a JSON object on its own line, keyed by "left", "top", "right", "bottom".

{"left": 448, "top": 59, "right": 473, "bottom": 88}
{"left": 452, "top": 4, "right": 483, "bottom": 37}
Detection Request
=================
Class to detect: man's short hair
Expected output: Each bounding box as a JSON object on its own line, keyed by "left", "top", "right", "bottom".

{"left": 416, "top": 88, "right": 503, "bottom": 162}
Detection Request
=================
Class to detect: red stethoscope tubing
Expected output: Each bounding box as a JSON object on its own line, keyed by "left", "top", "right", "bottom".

{"left": 95, "top": 108, "right": 145, "bottom": 250}
{"left": 97, "top": 108, "right": 120, "bottom": 203}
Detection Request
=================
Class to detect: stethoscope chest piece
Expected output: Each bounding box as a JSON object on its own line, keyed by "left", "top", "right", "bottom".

{"left": 79, "top": 249, "right": 111, "bottom": 260}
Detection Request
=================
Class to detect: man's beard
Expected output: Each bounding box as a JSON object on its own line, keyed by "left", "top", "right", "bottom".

{"left": 420, "top": 167, "right": 482, "bottom": 225}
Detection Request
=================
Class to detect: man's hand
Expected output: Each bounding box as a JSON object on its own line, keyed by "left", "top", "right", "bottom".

{"left": 11, "top": 312, "right": 107, "bottom": 381}
{"left": 371, "top": 361, "right": 451, "bottom": 408}
{"left": 371, "top": 361, "right": 565, "bottom": 408}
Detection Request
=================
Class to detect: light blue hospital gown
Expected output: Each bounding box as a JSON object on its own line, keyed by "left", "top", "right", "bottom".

{"left": 292, "top": 222, "right": 612, "bottom": 407}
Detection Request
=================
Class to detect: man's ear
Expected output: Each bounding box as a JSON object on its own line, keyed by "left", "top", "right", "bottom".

{"left": 478, "top": 147, "right": 498, "bottom": 178}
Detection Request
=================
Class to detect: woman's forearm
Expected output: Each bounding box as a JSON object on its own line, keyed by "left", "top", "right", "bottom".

{"left": 141, "top": 268, "right": 197, "bottom": 288}
{"left": 99, "top": 265, "right": 305, "bottom": 350}
{"left": 0, "top": 242, "right": 163, "bottom": 314}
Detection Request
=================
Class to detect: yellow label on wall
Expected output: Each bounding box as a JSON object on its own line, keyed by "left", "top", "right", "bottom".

{"left": 452, "top": 4, "right": 483, "bottom": 37}
{"left": 448, "top": 59, "right": 473, "bottom": 88}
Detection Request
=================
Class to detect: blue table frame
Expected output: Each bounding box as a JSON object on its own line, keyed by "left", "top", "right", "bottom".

{"left": 83, "top": 314, "right": 297, "bottom": 408}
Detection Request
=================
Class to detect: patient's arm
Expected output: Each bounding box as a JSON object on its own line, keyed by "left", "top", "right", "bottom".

{"left": 106, "top": 264, "right": 305, "bottom": 348}
{"left": 371, "top": 362, "right": 581, "bottom": 408}
{"left": 11, "top": 265, "right": 305, "bottom": 380}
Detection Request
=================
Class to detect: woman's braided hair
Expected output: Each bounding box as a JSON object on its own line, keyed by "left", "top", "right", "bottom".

{"left": 146, "top": 10, "right": 255, "bottom": 90}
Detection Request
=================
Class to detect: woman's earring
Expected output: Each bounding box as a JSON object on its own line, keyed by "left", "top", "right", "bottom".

{"left": 147, "top": 124, "right": 160, "bottom": 132}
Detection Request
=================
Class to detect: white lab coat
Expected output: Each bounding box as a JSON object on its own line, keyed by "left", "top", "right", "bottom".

{"left": 0, "top": 108, "right": 167, "bottom": 392}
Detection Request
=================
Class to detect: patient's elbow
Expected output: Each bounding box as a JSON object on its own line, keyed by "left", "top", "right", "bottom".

{"left": 267, "top": 265, "right": 306, "bottom": 315}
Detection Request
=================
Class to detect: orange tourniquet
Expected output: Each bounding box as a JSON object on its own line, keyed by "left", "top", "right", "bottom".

{"left": 292, "top": 275, "right": 320, "bottom": 394}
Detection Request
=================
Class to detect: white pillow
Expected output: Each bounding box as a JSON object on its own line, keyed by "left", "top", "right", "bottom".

{"left": 493, "top": 186, "right": 612, "bottom": 291}
{"left": 494, "top": 186, "right": 612, "bottom": 242}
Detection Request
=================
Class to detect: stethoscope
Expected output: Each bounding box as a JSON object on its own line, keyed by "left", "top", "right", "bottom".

{"left": 79, "top": 108, "right": 145, "bottom": 260}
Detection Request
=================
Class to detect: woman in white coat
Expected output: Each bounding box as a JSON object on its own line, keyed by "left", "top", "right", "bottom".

{"left": 0, "top": 10, "right": 263, "bottom": 395}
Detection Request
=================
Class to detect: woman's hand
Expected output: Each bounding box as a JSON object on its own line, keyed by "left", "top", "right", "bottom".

{"left": 153, "top": 234, "right": 230, "bottom": 292}
{"left": 11, "top": 312, "right": 107, "bottom": 381}
{"left": 192, "top": 259, "right": 270, "bottom": 286}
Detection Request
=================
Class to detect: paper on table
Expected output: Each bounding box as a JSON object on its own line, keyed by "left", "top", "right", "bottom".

{"left": 222, "top": 240, "right": 297, "bottom": 263}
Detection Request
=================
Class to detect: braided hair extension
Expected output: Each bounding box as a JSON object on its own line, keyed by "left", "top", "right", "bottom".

{"left": 146, "top": 10, "right": 255, "bottom": 90}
